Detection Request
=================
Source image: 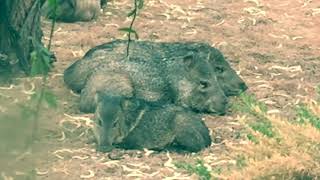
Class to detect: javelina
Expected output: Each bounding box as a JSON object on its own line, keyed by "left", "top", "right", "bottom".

{"left": 93, "top": 94, "right": 211, "bottom": 152}
{"left": 64, "top": 40, "right": 247, "bottom": 96}
{"left": 68, "top": 51, "right": 227, "bottom": 114}
{"left": 42, "top": 0, "right": 100, "bottom": 22}
{"left": 157, "top": 42, "right": 248, "bottom": 96}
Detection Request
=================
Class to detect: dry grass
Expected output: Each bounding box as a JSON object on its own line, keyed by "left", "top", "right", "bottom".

{"left": 216, "top": 97, "right": 320, "bottom": 179}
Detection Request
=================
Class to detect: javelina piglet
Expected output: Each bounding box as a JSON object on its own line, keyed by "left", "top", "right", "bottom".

{"left": 42, "top": 0, "right": 101, "bottom": 22}
{"left": 92, "top": 94, "right": 212, "bottom": 152}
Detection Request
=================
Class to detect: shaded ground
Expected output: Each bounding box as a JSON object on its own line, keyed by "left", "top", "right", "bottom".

{"left": 0, "top": 0, "right": 320, "bottom": 179}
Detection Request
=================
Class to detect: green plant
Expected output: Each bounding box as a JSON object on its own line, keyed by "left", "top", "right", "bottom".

{"left": 236, "top": 155, "right": 247, "bottom": 169}
{"left": 296, "top": 104, "right": 320, "bottom": 130}
{"left": 249, "top": 118, "right": 275, "bottom": 138}
{"left": 119, "top": 0, "right": 144, "bottom": 56}
{"left": 247, "top": 132, "right": 259, "bottom": 144}
{"left": 232, "top": 93, "right": 276, "bottom": 138}
{"left": 175, "top": 159, "right": 211, "bottom": 180}
{"left": 232, "top": 93, "right": 267, "bottom": 115}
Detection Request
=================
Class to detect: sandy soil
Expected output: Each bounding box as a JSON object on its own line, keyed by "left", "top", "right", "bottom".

{"left": 0, "top": 0, "right": 319, "bottom": 179}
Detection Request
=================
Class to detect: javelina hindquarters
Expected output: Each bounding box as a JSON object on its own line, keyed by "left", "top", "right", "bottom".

{"left": 42, "top": 0, "right": 101, "bottom": 22}
{"left": 93, "top": 95, "right": 212, "bottom": 152}
{"left": 173, "top": 111, "right": 212, "bottom": 152}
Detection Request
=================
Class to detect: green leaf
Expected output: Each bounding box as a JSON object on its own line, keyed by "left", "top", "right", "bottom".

{"left": 48, "top": 0, "right": 57, "bottom": 7}
{"left": 30, "top": 51, "right": 41, "bottom": 76}
{"left": 43, "top": 90, "right": 57, "bottom": 108}
{"left": 118, "top": 27, "right": 135, "bottom": 33}
{"left": 127, "top": 9, "right": 136, "bottom": 17}
{"left": 30, "top": 48, "right": 53, "bottom": 76}
{"left": 137, "top": 0, "right": 144, "bottom": 9}
{"left": 118, "top": 27, "right": 139, "bottom": 39}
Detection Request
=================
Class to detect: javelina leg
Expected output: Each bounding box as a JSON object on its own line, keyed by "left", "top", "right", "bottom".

{"left": 174, "top": 112, "right": 211, "bottom": 152}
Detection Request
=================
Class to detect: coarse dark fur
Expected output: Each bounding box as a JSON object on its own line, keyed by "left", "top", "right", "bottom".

{"left": 64, "top": 40, "right": 236, "bottom": 114}
{"left": 42, "top": 0, "right": 101, "bottom": 22}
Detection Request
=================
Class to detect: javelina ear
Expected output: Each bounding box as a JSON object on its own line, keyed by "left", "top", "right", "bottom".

{"left": 183, "top": 53, "right": 196, "bottom": 69}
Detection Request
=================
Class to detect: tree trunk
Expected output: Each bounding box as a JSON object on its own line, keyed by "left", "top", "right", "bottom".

{"left": 0, "top": 0, "right": 45, "bottom": 79}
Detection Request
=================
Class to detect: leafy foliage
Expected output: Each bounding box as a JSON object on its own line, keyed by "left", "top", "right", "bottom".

{"left": 30, "top": 48, "right": 53, "bottom": 76}
{"left": 119, "top": 0, "right": 144, "bottom": 56}
{"left": 47, "top": 0, "right": 57, "bottom": 7}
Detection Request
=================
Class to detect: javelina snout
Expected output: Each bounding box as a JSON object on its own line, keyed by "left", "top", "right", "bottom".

{"left": 194, "top": 79, "right": 228, "bottom": 115}
{"left": 215, "top": 65, "right": 248, "bottom": 96}
{"left": 175, "top": 54, "right": 228, "bottom": 114}
{"left": 93, "top": 95, "right": 123, "bottom": 152}
{"left": 209, "top": 50, "right": 248, "bottom": 96}
{"left": 93, "top": 93, "right": 145, "bottom": 152}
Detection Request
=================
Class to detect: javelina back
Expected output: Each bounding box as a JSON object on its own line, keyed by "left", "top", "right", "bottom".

{"left": 64, "top": 40, "right": 247, "bottom": 97}
{"left": 42, "top": 0, "right": 100, "bottom": 22}
{"left": 93, "top": 95, "right": 211, "bottom": 152}
{"left": 67, "top": 50, "right": 227, "bottom": 114}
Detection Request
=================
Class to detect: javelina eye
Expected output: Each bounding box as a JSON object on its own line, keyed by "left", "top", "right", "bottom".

{"left": 112, "top": 120, "right": 118, "bottom": 128}
{"left": 200, "top": 80, "right": 209, "bottom": 89}
{"left": 97, "top": 119, "right": 103, "bottom": 126}
{"left": 215, "top": 66, "right": 224, "bottom": 73}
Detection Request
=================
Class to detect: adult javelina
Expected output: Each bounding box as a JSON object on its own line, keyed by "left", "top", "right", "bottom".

{"left": 64, "top": 40, "right": 247, "bottom": 97}
{"left": 93, "top": 95, "right": 211, "bottom": 152}
{"left": 158, "top": 42, "right": 248, "bottom": 96}
{"left": 42, "top": 0, "right": 100, "bottom": 22}
{"left": 66, "top": 50, "right": 228, "bottom": 114}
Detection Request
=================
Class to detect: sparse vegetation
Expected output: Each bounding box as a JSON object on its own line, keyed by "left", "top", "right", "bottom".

{"left": 296, "top": 104, "right": 320, "bottom": 129}
{"left": 175, "top": 159, "right": 211, "bottom": 180}
{"left": 235, "top": 155, "right": 247, "bottom": 169}
{"left": 214, "top": 90, "right": 320, "bottom": 179}
{"left": 232, "top": 93, "right": 278, "bottom": 139}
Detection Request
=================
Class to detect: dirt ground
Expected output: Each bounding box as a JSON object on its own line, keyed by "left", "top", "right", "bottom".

{"left": 1, "top": 0, "right": 320, "bottom": 179}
